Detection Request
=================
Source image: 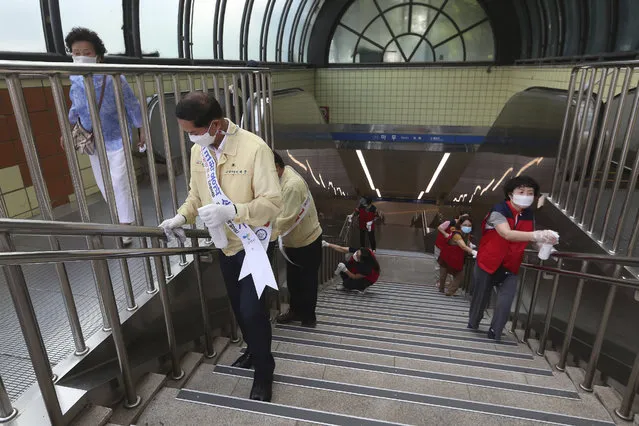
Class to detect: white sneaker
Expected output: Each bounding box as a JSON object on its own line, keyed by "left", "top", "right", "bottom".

{"left": 122, "top": 236, "right": 133, "bottom": 246}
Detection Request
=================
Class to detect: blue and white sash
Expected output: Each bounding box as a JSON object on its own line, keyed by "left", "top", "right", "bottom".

{"left": 201, "top": 146, "right": 278, "bottom": 298}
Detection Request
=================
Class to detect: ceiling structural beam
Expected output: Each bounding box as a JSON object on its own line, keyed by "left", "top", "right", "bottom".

{"left": 240, "top": 0, "right": 255, "bottom": 61}
{"left": 276, "top": 0, "right": 295, "bottom": 62}
{"left": 214, "top": 0, "right": 228, "bottom": 59}
{"left": 260, "top": 0, "right": 277, "bottom": 62}
{"left": 288, "top": 0, "right": 310, "bottom": 62}
{"left": 41, "top": 0, "right": 65, "bottom": 55}
{"left": 425, "top": 153, "right": 450, "bottom": 193}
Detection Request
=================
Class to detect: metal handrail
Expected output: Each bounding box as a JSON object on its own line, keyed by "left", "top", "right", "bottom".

{"left": 0, "top": 218, "right": 208, "bottom": 239}
{"left": 0, "top": 60, "right": 268, "bottom": 74}
{"left": 521, "top": 262, "right": 639, "bottom": 289}
{"left": 523, "top": 248, "right": 639, "bottom": 266}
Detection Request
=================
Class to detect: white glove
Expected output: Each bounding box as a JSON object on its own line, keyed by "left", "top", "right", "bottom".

{"left": 347, "top": 214, "right": 353, "bottom": 223}
{"left": 207, "top": 225, "right": 229, "bottom": 249}
{"left": 469, "top": 242, "right": 477, "bottom": 250}
{"left": 366, "top": 221, "right": 373, "bottom": 231}
{"left": 198, "top": 203, "right": 236, "bottom": 228}
{"left": 159, "top": 214, "right": 186, "bottom": 243}
{"left": 334, "top": 262, "right": 347, "bottom": 275}
{"left": 322, "top": 240, "right": 329, "bottom": 248}
{"left": 532, "top": 230, "right": 559, "bottom": 245}
{"left": 471, "top": 250, "right": 478, "bottom": 258}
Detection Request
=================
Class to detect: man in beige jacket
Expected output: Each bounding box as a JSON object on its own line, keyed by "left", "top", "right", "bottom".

{"left": 273, "top": 152, "right": 323, "bottom": 327}
{"left": 160, "top": 92, "right": 281, "bottom": 402}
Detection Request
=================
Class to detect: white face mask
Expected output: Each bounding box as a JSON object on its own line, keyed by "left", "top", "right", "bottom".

{"left": 511, "top": 194, "right": 534, "bottom": 208}
{"left": 353, "top": 252, "right": 360, "bottom": 262}
{"left": 72, "top": 55, "right": 98, "bottom": 64}
{"left": 189, "top": 122, "right": 215, "bottom": 148}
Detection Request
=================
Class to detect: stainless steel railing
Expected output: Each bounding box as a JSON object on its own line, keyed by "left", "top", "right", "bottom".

{"left": 511, "top": 250, "right": 639, "bottom": 421}
{"left": 0, "top": 218, "right": 212, "bottom": 425}
{"left": 548, "top": 61, "right": 639, "bottom": 257}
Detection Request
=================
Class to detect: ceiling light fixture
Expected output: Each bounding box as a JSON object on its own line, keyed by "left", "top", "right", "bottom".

{"left": 481, "top": 179, "right": 495, "bottom": 196}
{"left": 318, "top": 173, "right": 326, "bottom": 188}
{"left": 492, "top": 167, "right": 514, "bottom": 191}
{"left": 417, "top": 191, "right": 425, "bottom": 200}
{"left": 468, "top": 185, "right": 482, "bottom": 203}
{"left": 376, "top": 188, "right": 381, "bottom": 198}
{"left": 516, "top": 157, "right": 544, "bottom": 176}
{"left": 305, "top": 160, "right": 320, "bottom": 185}
{"left": 287, "top": 150, "right": 307, "bottom": 171}
{"left": 425, "top": 153, "right": 450, "bottom": 193}
{"left": 356, "top": 150, "right": 376, "bottom": 191}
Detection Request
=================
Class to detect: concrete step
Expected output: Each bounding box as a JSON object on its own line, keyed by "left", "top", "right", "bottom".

{"left": 318, "top": 292, "right": 469, "bottom": 314}
{"left": 272, "top": 326, "right": 551, "bottom": 371}
{"left": 271, "top": 333, "right": 553, "bottom": 377}
{"left": 322, "top": 287, "right": 471, "bottom": 307}
{"left": 198, "top": 367, "right": 614, "bottom": 425}
{"left": 316, "top": 296, "right": 471, "bottom": 320}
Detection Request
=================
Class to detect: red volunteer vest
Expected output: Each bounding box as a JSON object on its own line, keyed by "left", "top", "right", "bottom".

{"left": 357, "top": 206, "right": 376, "bottom": 230}
{"left": 440, "top": 230, "right": 467, "bottom": 273}
{"left": 347, "top": 249, "right": 380, "bottom": 284}
{"left": 477, "top": 200, "right": 534, "bottom": 275}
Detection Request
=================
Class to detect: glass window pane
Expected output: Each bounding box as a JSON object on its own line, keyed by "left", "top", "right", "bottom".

{"left": 434, "top": 36, "right": 463, "bottom": 61}
{"left": 60, "top": 0, "right": 125, "bottom": 55}
{"left": 267, "top": 0, "right": 287, "bottom": 61}
{"left": 463, "top": 20, "right": 494, "bottom": 61}
{"left": 584, "top": 0, "right": 610, "bottom": 54}
{"left": 303, "top": 0, "right": 324, "bottom": 62}
{"left": 361, "top": 17, "right": 392, "bottom": 48}
{"left": 541, "top": 0, "right": 559, "bottom": 57}
{"left": 340, "top": 0, "right": 379, "bottom": 33}
{"left": 293, "top": 0, "right": 314, "bottom": 62}
{"left": 615, "top": 0, "right": 639, "bottom": 52}
{"left": 561, "top": 0, "right": 582, "bottom": 56}
{"left": 410, "top": 4, "right": 443, "bottom": 35}
{"left": 427, "top": 15, "right": 457, "bottom": 46}
{"left": 140, "top": 0, "right": 179, "bottom": 57}
{"left": 282, "top": 0, "right": 304, "bottom": 61}
{"left": 248, "top": 0, "right": 270, "bottom": 60}
{"left": 223, "top": 0, "right": 246, "bottom": 60}
{"left": 357, "top": 39, "right": 383, "bottom": 63}
{"left": 192, "top": 0, "right": 215, "bottom": 59}
{"left": 0, "top": 1, "right": 46, "bottom": 52}
{"left": 408, "top": 38, "right": 434, "bottom": 62}
{"left": 329, "top": 24, "right": 358, "bottom": 63}
{"left": 442, "top": 0, "right": 486, "bottom": 30}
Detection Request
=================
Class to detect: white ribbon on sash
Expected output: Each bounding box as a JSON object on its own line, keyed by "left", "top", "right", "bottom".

{"left": 201, "top": 146, "right": 277, "bottom": 298}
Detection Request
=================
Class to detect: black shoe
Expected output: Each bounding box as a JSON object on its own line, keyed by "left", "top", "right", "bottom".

{"left": 301, "top": 319, "right": 317, "bottom": 328}
{"left": 467, "top": 322, "right": 479, "bottom": 330}
{"left": 231, "top": 352, "right": 253, "bottom": 369}
{"left": 250, "top": 379, "right": 272, "bottom": 402}
{"left": 487, "top": 328, "right": 496, "bottom": 340}
{"left": 275, "top": 309, "right": 299, "bottom": 324}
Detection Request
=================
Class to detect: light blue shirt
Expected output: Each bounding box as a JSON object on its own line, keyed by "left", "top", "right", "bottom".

{"left": 68, "top": 75, "right": 143, "bottom": 152}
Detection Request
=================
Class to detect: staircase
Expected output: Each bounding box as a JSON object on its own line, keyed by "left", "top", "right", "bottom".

{"left": 123, "top": 251, "right": 615, "bottom": 425}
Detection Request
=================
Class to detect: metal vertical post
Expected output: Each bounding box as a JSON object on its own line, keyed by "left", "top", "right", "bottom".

{"left": 223, "top": 74, "right": 232, "bottom": 119}
{"left": 212, "top": 73, "right": 220, "bottom": 96}
{"left": 590, "top": 68, "right": 632, "bottom": 235}
{"left": 600, "top": 79, "right": 639, "bottom": 247}
{"left": 90, "top": 236, "right": 141, "bottom": 407}
{"left": 523, "top": 262, "right": 543, "bottom": 342}
{"left": 581, "top": 265, "right": 621, "bottom": 391}
{"left": 260, "top": 72, "right": 268, "bottom": 141}
{"left": 247, "top": 72, "right": 256, "bottom": 133}
{"left": 149, "top": 237, "right": 184, "bottom": 380}
{"left": 187, "top": 74, "right": 195, "bottom": 92}
{"left": 615, "top": 352, "right": 639, "bottom": 420}
{"left": 0, "top": 375, "right": 17, "bottom": 423}
{"left": 550, "top": 68, "right": 578, "bottom": 201}
{"left": 154, "top": 74, "right": 187, "bottom": 267}
{"left": 201, "top": 73, "right": 208, "bottom": 92}
{"left": 5, "top": 75, "right": 89, "bottom": 354}
{"left": 267, "top": 73, "right": 276, "bottom": 149}
{"left": 571, "top": 70, "right": 605, "bottom": 219}
{"left": 111, "top": 74, "right": 155, "bottom": 294}
{"left": 564, "top": 70, "right": 597, "bottom": 215}
{"left": 240, "top": 73, "right": 248, "bottom": 130}
{"left": 49, "top": 74, "right": 111, "bottom": 330}
{"left": 83, "top": 75, "right": 137, "bottom": 310}
{"left": 556, "top": 260, "right": 589, "bottom": 371}
{"left": 254, "top": 72, "right": 264, "bottom": 138}
{"left": 557, "top": 69, "right": 588, "bottom": 208}
{"left": 233, "top": 74, "right": 242, "bottom": 128}
{"left": 135, "top": 74, "right": 171, "bottom": 283}
{"left": 510, "top": 267, "right": 527, "bottom": 333}
{"left": 537, "top": 259, "right": 563, "bottom": 356}
{"left": 580, "top": 68, "right": 619, "bottom": 226}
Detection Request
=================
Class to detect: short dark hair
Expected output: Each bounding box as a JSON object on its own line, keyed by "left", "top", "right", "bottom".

{"left": 65, "top": 27, "right": 107, "bottom": 58}
{"left": 503, "top": 175, "right": 540, "bottom": 198}
{"left": 273, "top": 151, "right": 285, "bottom": 168}
{"left": 175, "top": 92, "right": 224, "bottom": 128}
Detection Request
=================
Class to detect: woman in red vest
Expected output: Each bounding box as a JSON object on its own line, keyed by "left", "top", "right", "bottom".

{"left": 349, "top": 197, "right": 378, "bottom": 251}
{"left": 323, "top": 242, "right": 381, "bottom": 293}
{"left": 438, "top": 216, "right": 476, "bottom": 296}
{"left": 468, "top": 176, "right": 558, "bottom": 341}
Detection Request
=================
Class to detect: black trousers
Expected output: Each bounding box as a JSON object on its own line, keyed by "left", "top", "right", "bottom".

{"left": 340, "top": 272, "right": 372, "bottom": 291}
{"left": 284, "top": 236, "right": 322, "bottom": 321}
{"left": 359, "top": 229, "right": 376, "bottom": 250}
{"left": 219, "top": 249, "right": 275, "bottom": 382}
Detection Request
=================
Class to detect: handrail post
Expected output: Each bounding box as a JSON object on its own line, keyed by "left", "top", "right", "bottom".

{"left": 150, "top": 237, "right": 185, "bottom": 380}
{"left": 556, "top": 260, "right": 588, "bottom": 371}
{"left": 0, "top": 231, "right": 62, "bottom": 424}
{"left": 537, "top": 259, "right": 563, "bottom": 356}
{"left": 83, "top": 75, "right": 137, "bottom": 311}
{"left": 510, "top": 265, "right": 528, "bottom": 334}
{"left": 0, "top": 375, "right": 17, "bottom": 423}
{"left": 523, "top": 260, "right": 543, "bottom": 342}
{"left": 90, "top": 236, "right": 141, "bottom": 408}
{"left": 581, "top": 265, "right": 622, "bottom": 391}
{"left": 615, "top": 352, "right": 639, "bottom": 421}
{"left": 192, "top": 238, "right": 216, "bottom": 358}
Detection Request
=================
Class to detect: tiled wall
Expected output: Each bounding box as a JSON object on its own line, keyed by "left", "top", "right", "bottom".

{"left": 314, "top": 66, "right": 578, "bottom": 126}
{"left": 272, "top": 69, "right": 316, "bottom": 94}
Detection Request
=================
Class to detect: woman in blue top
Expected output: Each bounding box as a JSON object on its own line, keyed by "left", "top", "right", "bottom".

{"left": 64, "top": 27, "right": 145, "bottom": 244}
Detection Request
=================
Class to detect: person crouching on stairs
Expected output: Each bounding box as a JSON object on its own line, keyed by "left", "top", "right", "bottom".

{"left": 438, "top": 216, "right": 476, "bottom": 296}
{"left": 323, "top": 242, "right": 380, "bottom": 293}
